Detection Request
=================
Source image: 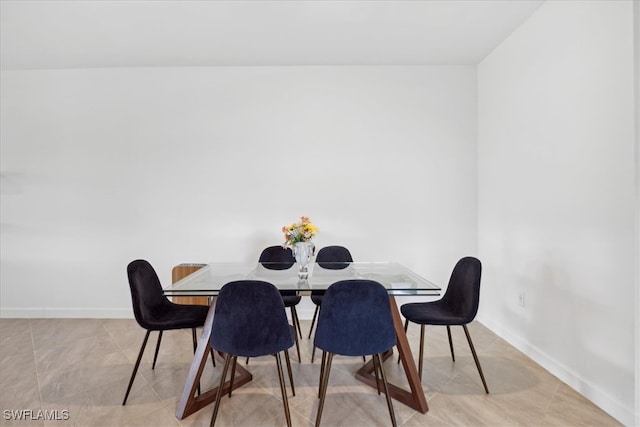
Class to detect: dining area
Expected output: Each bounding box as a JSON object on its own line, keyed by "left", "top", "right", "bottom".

{"left": 1, "top": 2, "right": 635, "bottom": 425}
{"left": 117, "top": 217, "right": 488, "bottom": 426}
{"left": 0, "top": 217, "right": 621, "bottom": 426}
{"left": 0, "top": 214, "right": 623, "bottom": 426}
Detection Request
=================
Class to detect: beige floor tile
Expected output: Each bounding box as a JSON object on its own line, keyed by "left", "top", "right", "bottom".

{"left": 0, "top": 318, "right": 622, "bottom": 427}
{"left": 0, "top": 319, "right": 33, "bottom": 358}
{"left": 34, "top": 334, "right": 124, "bottom": 374}
{"left": 0, "top": 382, "right": 42, "bottom": 424}
{"left": 41, "top": 381, "right": 176, "bottom": 427}
{"left": 427, "top": 391, "right": 527, "bottom": 426}
{"left": 30, "top": 319, "right": 107, "bottom": 352}
{"left": 38, "top": 351, "right": 133, "bottom": 404}
{"left": 541, "top": 383, "right": 622, "bottom": 427}
{"left": 1, "top": 348, "right": 38, "bottom": 387}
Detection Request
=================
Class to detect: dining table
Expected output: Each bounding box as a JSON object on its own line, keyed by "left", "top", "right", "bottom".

{"left": 164, "top": 261, "right": 441, "bottom": 419}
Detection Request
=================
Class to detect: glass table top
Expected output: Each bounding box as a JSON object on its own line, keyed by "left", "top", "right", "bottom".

{"left": 164, "top": 262, "right": 441, "bottom": 297}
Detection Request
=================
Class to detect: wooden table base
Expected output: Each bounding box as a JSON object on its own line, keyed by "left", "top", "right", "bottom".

{"left": 176, "top": 295, "right": 428, "bottom": 419}
{"left": 175, "top": 300, "right": 253, "bottom": 420}
{"left": 355, "top": 296, "right": 428, "bottom": 413}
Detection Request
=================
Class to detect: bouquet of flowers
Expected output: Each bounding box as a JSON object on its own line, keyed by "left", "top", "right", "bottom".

{"left": 282, "top": 216, "right": 318, "bottom": 247}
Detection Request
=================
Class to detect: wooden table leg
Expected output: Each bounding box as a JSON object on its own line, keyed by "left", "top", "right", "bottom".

{"left": 355, "top": 296, "right": 428, "bottom": 413}
{"left": 175, "top": 299, "right": 253, "bottom": 419}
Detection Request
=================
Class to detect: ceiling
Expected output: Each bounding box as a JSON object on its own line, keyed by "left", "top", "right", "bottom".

{"left": 1, "top": 0, "right": 544, "bottom": 69}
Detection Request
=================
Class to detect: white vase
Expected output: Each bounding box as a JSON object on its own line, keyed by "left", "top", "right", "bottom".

{"left": 292, "top": 241, "right": 315, "bottom": 279}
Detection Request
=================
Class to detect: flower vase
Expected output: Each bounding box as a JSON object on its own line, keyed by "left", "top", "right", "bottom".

{"left": 292, "top": 241, "right": 315, "bottom": 280}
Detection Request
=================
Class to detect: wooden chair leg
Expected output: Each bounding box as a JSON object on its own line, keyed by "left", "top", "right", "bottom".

{"left": 294, "top": 326, "right": 301, "bottom": 363}
{"left": 209, "top": 347, "right": 217, "bottom": 368}
{"left": 375, "top": 353, "right": 398, "bottom": 427}
{"left": 308, "top": 305, "right": 320, "bottom": 339}
{"left": 318, "top": 351, "right": 327, "bottom": 398}
{"left": 371, "top": 354, "right": 381, "bottom": 395}
{"left": 152, "top": 330, "right": 163, "bottom": 369}
{"left": 315, "top": 352, "right": 333, "bottom": 427}
{"left": 191, "top": 328, "right": 198, "bottom": 353}
{"left": 228, "top": 356, "right": 238, "bottom": 397}
{"left": 123, "top": 330, "right": 150, "bottom": 405}
{"left": 275, "top": 352, "right": 292, "bottom": 427}
{"left": 418, "top": 325, "right": 425, "bottom": 381}
{"left": 447, "top": 325, "right": 455, "bottom": 361}
{"left": 291, "top": 306, "right": 302, "bottom": 339}
{"left": 462, "top": 324, "right": 489, "bottom": 394}
{"left": 398, "top": 319, "right": 409, "bottom": 364}
{"left": 284, "top": 350, "right": 295, "bottom": 396}
{"left": 210, "top": 354, "right": 232, "bottom": 427}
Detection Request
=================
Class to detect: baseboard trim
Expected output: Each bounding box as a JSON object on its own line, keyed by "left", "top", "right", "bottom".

{"left": 0, "top": 307, "right": 133, "bottom": 318}
{"left": 478, "top": 316, "right": 634, "bottom": 426}
{"left": 0, "top": 306, "right": 313, "bottom": 320}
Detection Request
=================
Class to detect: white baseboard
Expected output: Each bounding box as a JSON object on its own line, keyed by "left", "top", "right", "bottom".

{"left": 0, "top": 307, "right": 133, "bottom": 318}
{"left": 0, "top": 304, "right": 319, "bottom": 320}
{"left": 478, "top": 316, "right": 634, "bottom": 427}
{"left": 0, "top": 306, "right": 315, "bottom": 320}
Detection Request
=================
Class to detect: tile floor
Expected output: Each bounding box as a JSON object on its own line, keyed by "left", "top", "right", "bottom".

{"left": 0, "top": 318, "right": 622, "bottom": 427}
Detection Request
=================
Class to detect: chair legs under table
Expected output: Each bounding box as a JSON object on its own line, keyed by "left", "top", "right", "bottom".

{"left": 211, "top": 352, "right": 292, "bottom": 427}
{"left": 123, "top": 327, "right": 200, "bottom": 405}
{"left": 316, "top": 351, "right": 396, "bottom": 427}
{"left": 402, "top": 321, "right": 489, "bottom": 394}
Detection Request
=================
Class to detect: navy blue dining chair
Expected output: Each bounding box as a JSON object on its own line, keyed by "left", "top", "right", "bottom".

{"left": 308, "top": 245, "right": 353, "bottom": 363}
{"left": 400, "top": 256, "right": 489, "bottom": 393}
{"left": 258, "top": 245, "right": 302, "bottom": 362}
{"left": 313, "top": 280, "right": 398, "bottom": 427}
{"left": 209, "top": 280, "right": 295, "bottom": 427}
{"left": 123, "top": 259, "right": 209, "bottom": 405}
{"left": 308, "top": 245, "right": 353, "bottom": 338}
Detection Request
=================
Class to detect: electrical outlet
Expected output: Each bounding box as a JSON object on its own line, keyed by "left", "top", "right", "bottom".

{"left": 518, "top": 292, "right": 526, "bottom": 307}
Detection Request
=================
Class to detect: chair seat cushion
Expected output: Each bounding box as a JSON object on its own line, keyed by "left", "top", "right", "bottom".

{"left": 400, "top": 301, "right": 469, "bottom": 326}
{"left": 281, "top": 295, "right": 302, "bottom": 306}
{"left": 310, "top": 294, "right": 323, "bottom": 305}
{"left": 146, "top": 303, "right": 209, "bottom": 331}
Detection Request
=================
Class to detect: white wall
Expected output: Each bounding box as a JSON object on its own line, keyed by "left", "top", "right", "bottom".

{"left": 635, "top": 3, "right": 640, "bottom": 425}
{"left": 477, "top": 1, "right": 636, "bottom": 425}
{"left": 0, "top": 65, "right": 477, "bottom": 318}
